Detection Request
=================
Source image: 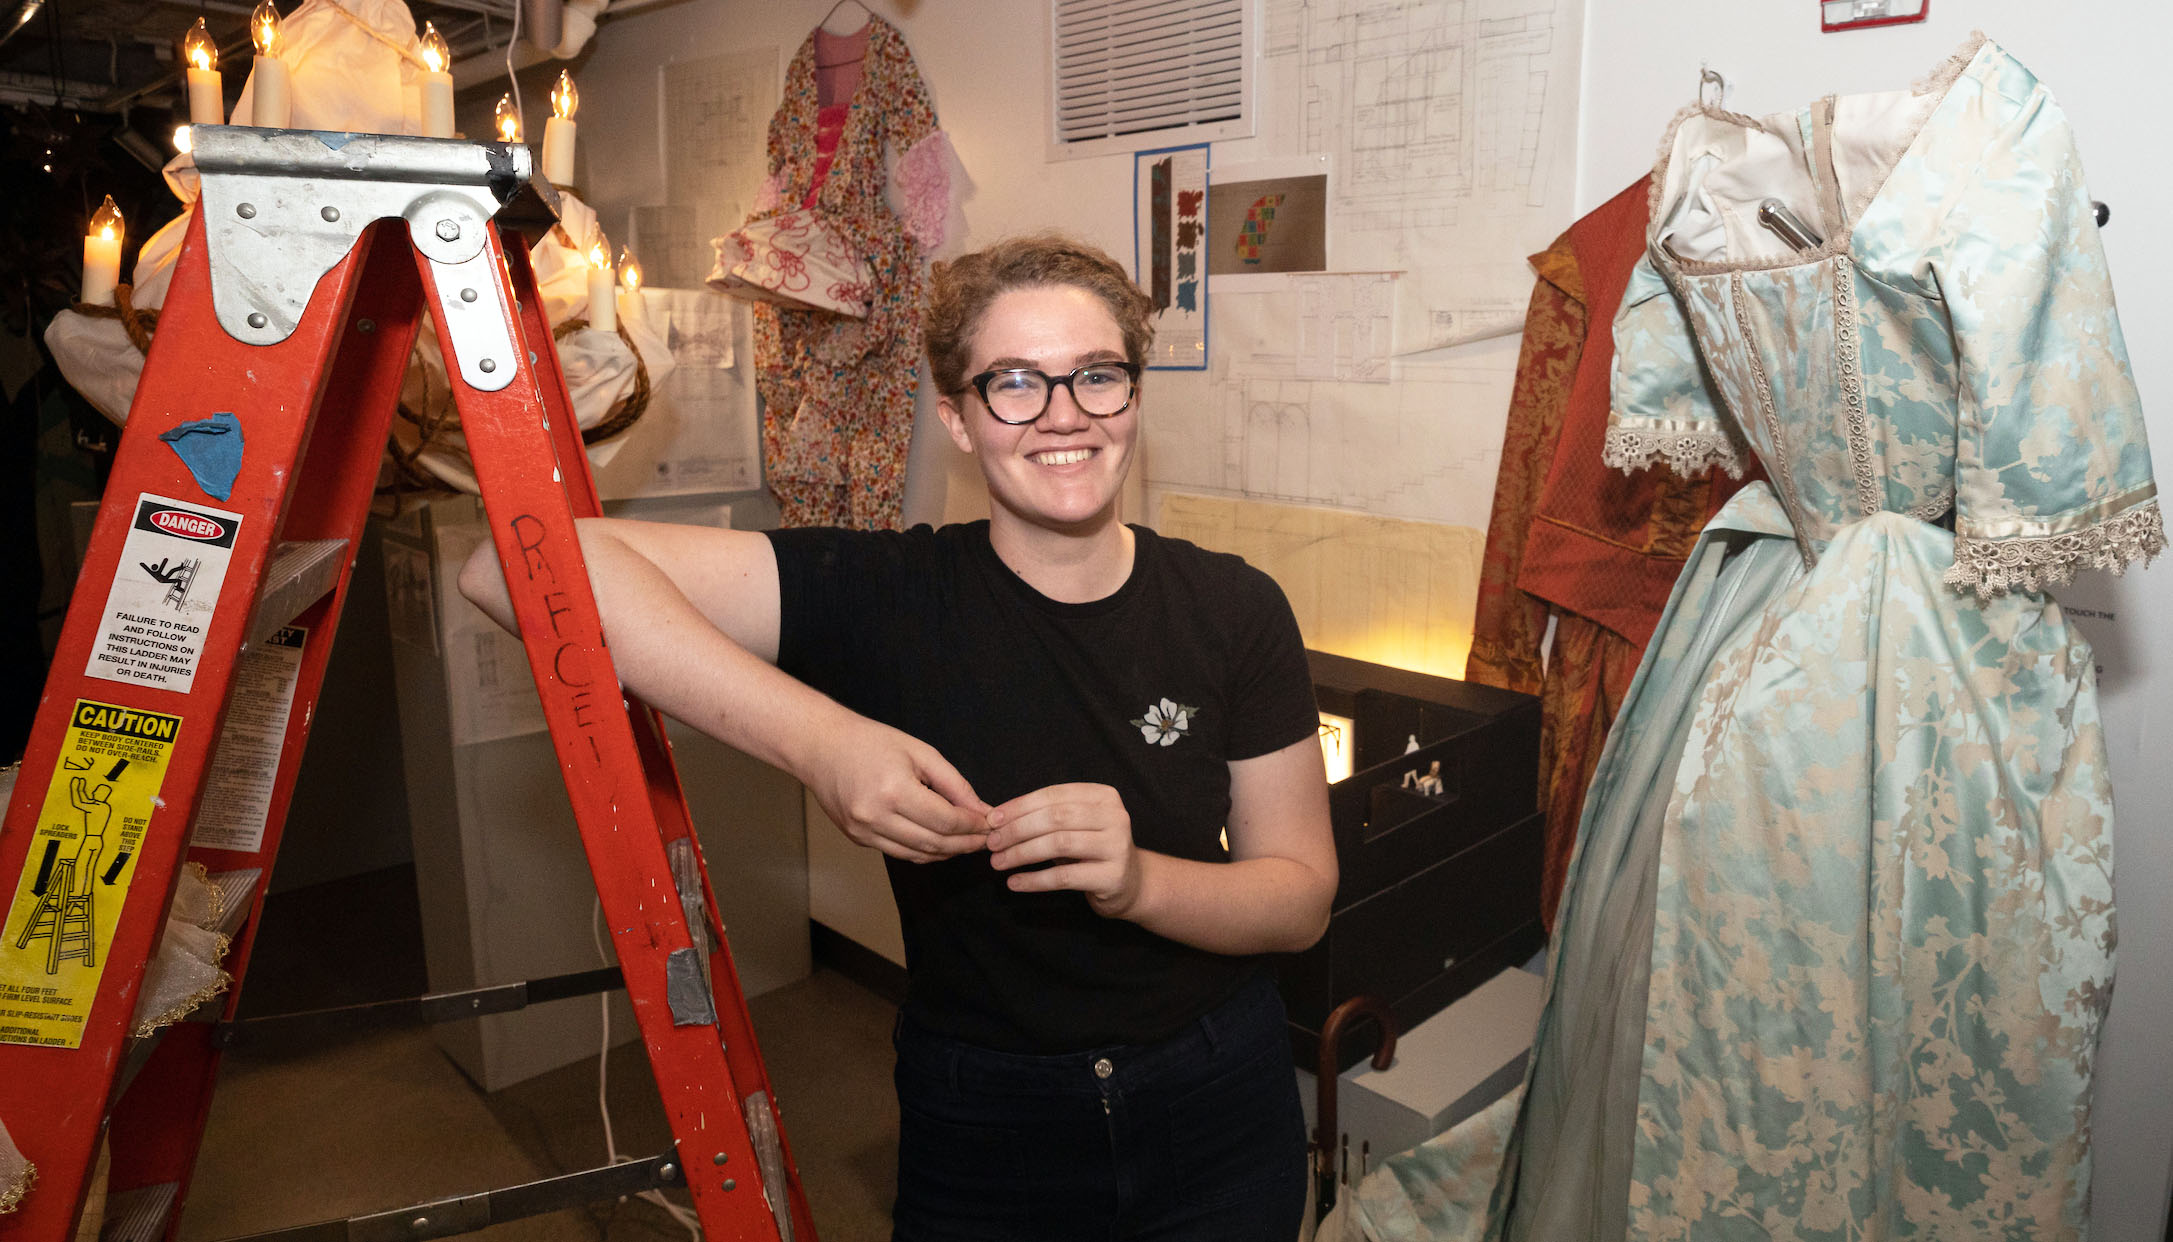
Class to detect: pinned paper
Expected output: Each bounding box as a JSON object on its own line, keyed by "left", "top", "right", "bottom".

{"left": 157, "top": 411, "right": 244, "bottom": 501}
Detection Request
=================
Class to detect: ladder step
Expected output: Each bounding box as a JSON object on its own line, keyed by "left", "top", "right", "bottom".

{"left": 213, "top": 966, "right": 625, "bottom": 1049}
{"left": 207, "top": 868, "right": 264, "bottom": 938}
{"left": 246, "top": 539, "right": 349, "bottom": 648}
{"left": 99, "top": 1182, "right": 178, "bottom": 1242}
{"left": 109, "top": 870, "right": 264, "bottom": 1098}
{"left": 212, "top": 1147, "right": 684, "bottom": 1242}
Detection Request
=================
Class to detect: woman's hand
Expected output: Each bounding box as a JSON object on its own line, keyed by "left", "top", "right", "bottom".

{"left": 985, "top": 783, "right": 1142, "bottom": 916}
{"left": 806, "top": 714, "right": 991, "bottom": 864}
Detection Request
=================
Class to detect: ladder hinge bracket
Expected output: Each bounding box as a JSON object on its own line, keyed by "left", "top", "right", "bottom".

{"left": 191, "top": 126, "right": 542, "bottom": 349}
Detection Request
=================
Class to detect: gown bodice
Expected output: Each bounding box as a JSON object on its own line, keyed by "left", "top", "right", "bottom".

{"left": 1607, "top": 36, "right": 2162, "bottom": 591}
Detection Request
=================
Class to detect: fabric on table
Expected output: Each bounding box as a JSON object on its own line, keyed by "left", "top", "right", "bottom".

{"left": 0, "top": 1116, "right": 27, "bottom": 1216}
{"left": 1351, "top": 1090, "right": 1522, "bottom": 1242}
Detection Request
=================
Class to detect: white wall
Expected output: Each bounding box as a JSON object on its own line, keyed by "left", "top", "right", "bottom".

{"left": 1576, "top": 7, "right": 2173, "bottom": 1238}
{"left": 544, "top": 1, "right": 2169, "bottom": 1228}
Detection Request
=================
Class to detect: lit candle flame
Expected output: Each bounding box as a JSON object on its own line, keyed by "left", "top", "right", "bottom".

{"left": 551, "top": 70, "right": 578, "bottom": 120}
{"left": 617, "top": 248, "right": 641, "bottom": 292}
{"left": 418, "top": 21, "right": 448, "bottom": 74}
{"left": 250, "top": 1, "right": 280, "bottom": 55}
{"left": 173, "top": 124, "right": 193, "bottom": 153}
{"left": 183, "top": 17, "right": 217, "bottom": 71}
{"left": 91, "top": 195, "right": 124, "bottom": 242}
{"left": 494, "top": 94, "right": 521, "bottom": 141}
{"left": 588, "top": 235, "right": 611, "bottom": 272}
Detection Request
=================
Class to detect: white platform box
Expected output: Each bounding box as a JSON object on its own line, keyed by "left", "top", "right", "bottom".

{"left": 1296, "top": 966, "right": 1544, "bottom": 1189}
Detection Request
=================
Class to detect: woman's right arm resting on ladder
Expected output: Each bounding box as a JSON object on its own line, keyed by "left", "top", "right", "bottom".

{"left": 457, "top": 516, "right": 988, "bottom": 861}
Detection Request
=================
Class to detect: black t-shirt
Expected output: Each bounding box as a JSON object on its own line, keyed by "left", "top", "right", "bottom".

{"left": 767, "top": 521, "right": 1319, "bottom": 1052}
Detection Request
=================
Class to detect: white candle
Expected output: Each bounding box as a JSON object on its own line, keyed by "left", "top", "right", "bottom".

{"left": 250, "top": 2, "right": 289, "bottom": 128}
{"left": 541, "top": 70, "right": 578, "bottom": 185}
{"left": 252, "top": 58, "right": 289, "bottom": 126}
{"left": 586, "top": 237, "right": 616, "bottom": 333}
{"left": 417, "top": 23, "right": 454, "bottom": 138}
{"left": 182, "top": 19, "right": 224, "bottom": 125}
{"left": 81, "top": 196, "right": 124, "bottom": 307}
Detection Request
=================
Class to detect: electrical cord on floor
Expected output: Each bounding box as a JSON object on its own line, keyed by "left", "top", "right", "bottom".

{"left": 595, "top": 898, "right": 704, "bottom": 1240}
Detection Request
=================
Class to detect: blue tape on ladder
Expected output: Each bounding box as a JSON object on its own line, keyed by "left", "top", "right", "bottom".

{"left": 157, "top": 411, "right": 245, "bottom": 501}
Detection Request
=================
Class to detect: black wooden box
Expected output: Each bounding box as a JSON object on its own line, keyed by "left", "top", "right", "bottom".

{"left": 1280, "top": 650, "right": 1544, "bottom": 1072}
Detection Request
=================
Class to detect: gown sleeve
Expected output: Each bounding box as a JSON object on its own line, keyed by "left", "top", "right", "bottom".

{"left": 878, "top": 31, "right": 950, "bottom": 252}
{"left": 1602, "top": 255, "right": 1748, "bottom": 479}
{"left": 1936, "top": 79, "right": 2163, "bottom": 595}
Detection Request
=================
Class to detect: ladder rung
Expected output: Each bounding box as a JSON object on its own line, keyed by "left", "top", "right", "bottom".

{"left": 246, "top": 539, "right": 350, "bottom": 648}
{"left": 100, "top": 1181, "right": 179, "bottom": 1242}
{"left": 209, "top": 868, "right": 265, "bottom": 938}
{"left": 211, "top": 1147, "right": 684, "bottom": 1242}
{"left": 212, "top": 966, "right": 625, "bottom": 1049}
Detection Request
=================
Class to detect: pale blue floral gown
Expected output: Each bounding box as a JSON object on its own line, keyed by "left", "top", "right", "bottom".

{"left": 1355, "top": 35, "right": 2161, "bottom": 1242}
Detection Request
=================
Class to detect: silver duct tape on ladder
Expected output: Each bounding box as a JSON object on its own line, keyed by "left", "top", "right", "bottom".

{"left": 744, "top": 1090, "right": 794, "bottom": 1242}
{"left": 665, "top": 837, "right": 713, "bottom": 984}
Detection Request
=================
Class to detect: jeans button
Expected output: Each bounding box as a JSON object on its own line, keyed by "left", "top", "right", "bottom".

{"left": 1093, "top": 1057, "right": 1114, "bottom": 1080}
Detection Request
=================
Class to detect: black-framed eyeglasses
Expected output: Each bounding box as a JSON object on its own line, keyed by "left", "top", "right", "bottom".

{"left": 968, "top": 361, "right": 1142, "bottom": 425}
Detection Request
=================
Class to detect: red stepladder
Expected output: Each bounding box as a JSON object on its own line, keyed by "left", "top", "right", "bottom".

{"left": 0, "top": 126, "right": 814, "bottom": 1242}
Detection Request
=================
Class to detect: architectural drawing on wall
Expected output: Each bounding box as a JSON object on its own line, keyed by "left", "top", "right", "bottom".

{"left": 1147, "top": 334, "right": 1516, "bottom": 529}
{"left": 588, "top": 289, "right": 762, "bottom": 500}
{"left": 1293, "top": 273, "right": 1393, "bottom": 382}
{"left": 1144, "top": 0, "right": 1578, "bottom": 650}
{"left": 1219, "top": 274, "right": 1393, "bottom": 385}
{"left": 1158, "top": 275, "right": 1512, "bottom": 526}
{"left": 1155, "top": 493, "right": 1485, "bottom": 681}
{"left": 642, "top": 48, "right": 777, "bottom": 287}
{"left": 1284, "top": 0, "right": 1582, "bottom": 351}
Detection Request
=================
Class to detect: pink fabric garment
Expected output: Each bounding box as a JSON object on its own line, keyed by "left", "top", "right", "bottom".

{"left": 805, "top": 105, "right": 850, "bottom": 208}
{"left": 895, "top": 130, "right": 951, "bottom": 251}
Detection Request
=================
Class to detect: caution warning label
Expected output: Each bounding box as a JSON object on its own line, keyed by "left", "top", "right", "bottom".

{"left": 0, "top": 700, "right": 182, "bottom": 1048}
{"left": 85, "top": 493, "right": 244, "bottom": 694}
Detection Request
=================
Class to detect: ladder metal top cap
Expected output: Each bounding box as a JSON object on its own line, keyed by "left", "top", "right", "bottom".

{"left": 190, "top": 125, "right": 535, "bottom": 197}
{"left": 190, "top": 126, "right": 559, "bottom": 347}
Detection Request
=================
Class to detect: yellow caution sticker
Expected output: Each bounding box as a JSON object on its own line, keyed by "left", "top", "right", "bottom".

{"left": 0, "top": 700, "right": 182, "bottom": 1048}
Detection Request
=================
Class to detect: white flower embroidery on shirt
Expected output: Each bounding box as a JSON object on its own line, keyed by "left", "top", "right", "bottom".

{"left": 1132, "top": 698, "right": 1198, "bottom": 746}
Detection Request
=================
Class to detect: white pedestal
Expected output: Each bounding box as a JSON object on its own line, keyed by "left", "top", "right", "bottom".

{"left": 1297, "top": 967, "right": 1544, "bottom": 1188}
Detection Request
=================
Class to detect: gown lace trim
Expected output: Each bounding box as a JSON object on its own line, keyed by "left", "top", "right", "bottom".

{"left": 1601, "top": 423, "right": 1747, "bottom": 479}
{"left": 1832, "top": 258, "right": 1883, "bottom": 518}
{"left": 1946, "top": 502, "right": 2167, "bottom": 595}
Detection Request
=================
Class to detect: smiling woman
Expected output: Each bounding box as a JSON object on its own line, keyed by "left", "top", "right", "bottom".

{"left": 461, "top": 233, "right": 1336, "bottom": 1241}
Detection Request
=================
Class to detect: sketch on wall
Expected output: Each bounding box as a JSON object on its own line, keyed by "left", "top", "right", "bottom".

{"left": 1145, "top": 0, "right": 1582, "bottom": 541}
{"left": 1134, "top": 144, "right": 1211, "bottom": 369}
{"left": 1300, "top": 0, "right": 1581, "bottom": 352}
{"left": 648, "top": 48, "right": 777, "bottom": 288}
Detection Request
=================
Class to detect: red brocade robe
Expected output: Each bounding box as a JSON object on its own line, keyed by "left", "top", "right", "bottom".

{"left": 1467, "top": 178, "right": 1758, "bottom": 929}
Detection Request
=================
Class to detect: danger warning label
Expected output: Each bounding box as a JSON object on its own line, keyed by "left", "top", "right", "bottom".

{"left": 85, "top": 493, "right": 244, "bottom": 694}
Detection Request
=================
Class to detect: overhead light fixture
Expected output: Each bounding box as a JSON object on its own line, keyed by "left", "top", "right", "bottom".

{"left": 0, "top": 0, "right": 43, "bottom": 49}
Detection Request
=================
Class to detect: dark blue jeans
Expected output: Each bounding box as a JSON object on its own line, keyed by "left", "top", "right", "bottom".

{"left": 891, "top": 970, "right": 1308, "bottom": 1241}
